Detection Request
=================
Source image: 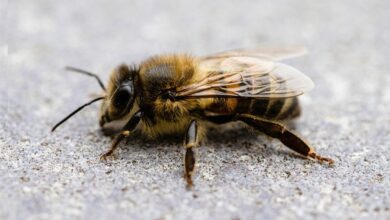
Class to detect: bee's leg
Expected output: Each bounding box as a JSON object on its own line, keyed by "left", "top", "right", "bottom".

{"left": 184, "top": 120, "right": 198, "bottom": 188}
{"left": 237, "top": 114, "right": 334, "bottom": 165}
{"left": 100, "top": 111, "right": 143, "bottom": 160}
{"left": 101, "top": 125, "right": 121, "bottom": 137}
{"left": 100, "top": 119, "right": 129, "bottom": 137}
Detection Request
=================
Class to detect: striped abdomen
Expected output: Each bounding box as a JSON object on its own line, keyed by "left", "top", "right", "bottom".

{"left": 203, "top": 64, "right": 301, "bottom": 121}
{"left": 245, "top": 97, "right": 300, "bottom": 121}
{"left": 206, "top": 97, "right": 300, "bottom": 121}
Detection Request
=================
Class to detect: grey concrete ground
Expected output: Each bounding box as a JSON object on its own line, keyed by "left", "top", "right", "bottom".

{"left": 1, "top": 0, "right": 390, "bottom": 219}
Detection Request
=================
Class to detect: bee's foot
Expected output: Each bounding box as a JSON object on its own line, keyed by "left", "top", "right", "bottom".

{"left": 308, "top": 152, "right": 334, "bottom": 166}
{"left": 100, "top": 150, "right": 114, "bottom": 161}
{"left": 184, "top": 173, "right": 194, "bottom": 189}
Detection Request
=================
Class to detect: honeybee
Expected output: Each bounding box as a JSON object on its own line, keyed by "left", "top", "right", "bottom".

{"left": 52, "top": 47, "right": 334, "bottom": 187}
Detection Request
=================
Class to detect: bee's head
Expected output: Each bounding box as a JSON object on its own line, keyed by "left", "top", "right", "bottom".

{"left": 99, "top": 64, "right": 138, "bottom": 127}
{"left": 51, "top": 65, "right": 138, "bottom": 132}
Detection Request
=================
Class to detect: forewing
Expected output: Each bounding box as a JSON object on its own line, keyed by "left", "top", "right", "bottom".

{"left": 176, "top": 56, "right": 314, "bottom": 99}
{"left": 201, "top": 46, "right": 307, "bottom": 62}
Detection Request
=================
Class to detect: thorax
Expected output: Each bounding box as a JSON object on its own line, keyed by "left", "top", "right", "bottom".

{"left": 135, "top": 54, "right": 203, "bottom": 137}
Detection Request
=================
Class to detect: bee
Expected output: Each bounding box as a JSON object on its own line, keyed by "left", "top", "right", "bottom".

{"left": 52, "top": 47, "right": 334, "bottom": 187}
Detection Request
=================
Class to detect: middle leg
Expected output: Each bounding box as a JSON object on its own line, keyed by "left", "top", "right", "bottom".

{"left": 184, "top": 120, "right": 199, "bottom": 187}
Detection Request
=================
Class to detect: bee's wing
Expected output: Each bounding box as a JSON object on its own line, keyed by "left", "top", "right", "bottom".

{"left": 201, "top": 46, "right": 307, "bottom": 62}
{"left": 175, "top": 56, "right": 314, "bottom": 99}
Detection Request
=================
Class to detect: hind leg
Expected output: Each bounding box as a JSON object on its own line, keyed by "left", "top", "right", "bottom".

{"left": 237, "top": 114, "right": 334, "bottom": 165}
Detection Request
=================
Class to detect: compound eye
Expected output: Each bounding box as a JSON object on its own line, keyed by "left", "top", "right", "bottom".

{"left": 113, "top": 85, "right": 132, "bottom": 111}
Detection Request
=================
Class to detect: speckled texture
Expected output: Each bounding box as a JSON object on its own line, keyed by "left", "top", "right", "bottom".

{"left": 2, "top": 0, "right": 390, "bottom": 219}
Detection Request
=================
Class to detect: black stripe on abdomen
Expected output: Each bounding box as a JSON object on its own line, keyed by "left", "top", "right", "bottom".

{"left": 264, "top": 99, "right": 286, "bottom": 119}
{"left": 249, "top": 99, "right": 269, "bottom": 116}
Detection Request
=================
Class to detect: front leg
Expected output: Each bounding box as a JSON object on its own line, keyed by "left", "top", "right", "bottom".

{"left": 100, "top": 110, "right": 143, "bottom": 160}
{"left": 184, "top": 120, "right": 199, "bottom": 187}
{"left": 101, "top": 120, "right": 124, "bottom": 136}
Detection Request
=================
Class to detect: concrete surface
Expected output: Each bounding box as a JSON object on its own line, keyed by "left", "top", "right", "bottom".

{"left": 2, "top": 0, "right": 390, "bottom": 219}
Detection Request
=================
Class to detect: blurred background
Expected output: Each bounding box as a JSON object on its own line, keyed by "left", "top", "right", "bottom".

{"left": 2, "top": 0, "right": 390, "bottom": 219}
